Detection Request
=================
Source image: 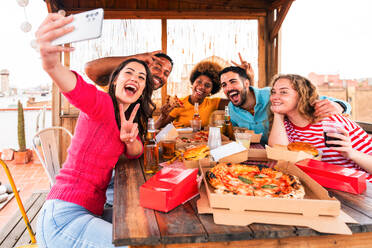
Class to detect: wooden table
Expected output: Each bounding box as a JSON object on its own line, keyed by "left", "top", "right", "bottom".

{"left": 113, "top": 155, "right": 372, "bottom": 247}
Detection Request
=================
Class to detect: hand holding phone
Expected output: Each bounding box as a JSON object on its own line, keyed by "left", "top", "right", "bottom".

{"left": 51, "top": 8, "right": 104, "bottom": 45}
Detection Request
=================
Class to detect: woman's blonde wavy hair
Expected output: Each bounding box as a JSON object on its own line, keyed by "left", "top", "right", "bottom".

{"left": 268, "top": 74, "right": 320, "bottom": 127}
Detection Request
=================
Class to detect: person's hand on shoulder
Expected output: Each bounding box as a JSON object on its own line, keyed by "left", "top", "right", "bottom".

{"left": 313, "top": 99, "right": 343, "bottom": 118}
{"left": 231, "top": 52, "right": 255, "bottom": 85}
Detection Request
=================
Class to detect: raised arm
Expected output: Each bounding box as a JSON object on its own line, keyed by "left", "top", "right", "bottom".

{"left": 155, "top": 114, "right": 175, "bottom": 130}
{"left": 84, "top": 50, "right": 162, "bottom": 85}
{"left": 231, "top": 52, "right": 255, "bottom": 85}
{"left": 268, "top": 113, "right": 289, "bottom": 147}
{"left": 36, "top": 13, "right": 77, "bottom": 92}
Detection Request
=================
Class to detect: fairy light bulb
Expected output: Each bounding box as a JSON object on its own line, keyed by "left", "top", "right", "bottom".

{"left": 16, "top": 0, "right": 29, "bottom": 7}
{"left": 20, "top": 21, "right": 32, "bottom": 33}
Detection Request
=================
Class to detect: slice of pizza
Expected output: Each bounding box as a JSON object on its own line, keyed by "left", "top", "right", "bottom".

{"left": 287, "top": 142, "right": 319, "bottom": 156}
{"left": 166, "top": 95, "right": 184, "bottom": 108}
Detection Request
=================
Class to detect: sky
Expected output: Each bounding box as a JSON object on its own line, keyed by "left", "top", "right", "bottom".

{"left": 1, "top": 0, "right": 372, "bottom": 89}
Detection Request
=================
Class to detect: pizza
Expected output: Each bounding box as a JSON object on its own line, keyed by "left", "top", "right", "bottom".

{"left": 166, "top": 95, "right": 184, "bottom": 108}
{"left": 287, "top": 142, "right": 319, "bottom": 156}
{"left": 167, "top": 145, "right": 210, "bottom": 164}
{"left": 183, "top": 145, "right": 210, "bottom": 160}
{"left": 177, "top": 130, "right": 209, "bottom": 143}
{"left": 205, "top": 162, "right": 305, "bottom": 199}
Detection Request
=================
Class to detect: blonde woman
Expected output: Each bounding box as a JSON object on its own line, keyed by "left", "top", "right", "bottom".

{"left": 268, "top": 74, "right": 372, "bottom": 181}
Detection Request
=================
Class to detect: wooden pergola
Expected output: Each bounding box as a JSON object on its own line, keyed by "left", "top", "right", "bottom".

{"left": 44, "top": 0, "right": 295, "bottom": 140}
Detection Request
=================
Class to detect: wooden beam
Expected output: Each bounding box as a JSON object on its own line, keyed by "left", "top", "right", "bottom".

{"left": 45, "top": 0, "right": 53, "bottom": 13}
{"left": 266, "top": 10, "right": 276, "bottom": 85}
{"left": 258, "top": 16, "right": 266, "bottom": 88}
{"left": 269, "top": 0, "right": 293, "bottom": 42}
{"left": 270, "top": 0, "right": 294, "bottom": 10}
{"left": 65, "top": 9, "right": 267, "bottom": 19}
{"left": 161, "top": 19, "right": 168, "bottom": 106}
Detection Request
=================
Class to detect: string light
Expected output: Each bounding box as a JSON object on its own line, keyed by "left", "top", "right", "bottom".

{"left": 17, "top": 0, "right": 32, "bottom": 33}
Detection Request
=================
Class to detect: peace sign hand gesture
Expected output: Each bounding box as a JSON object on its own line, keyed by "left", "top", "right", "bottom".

{"left": 119, "top": 103, "right": 140, "bottom": 144}
{"left": 137, "top": 50, "right": 163, "bottom": 67}
{"left": 231, "top": 52, "right": 255, "bottom": 85}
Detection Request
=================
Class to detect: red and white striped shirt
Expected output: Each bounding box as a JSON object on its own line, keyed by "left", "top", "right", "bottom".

{"left": 284, "top": 114, "right": 372, "bottom": 182}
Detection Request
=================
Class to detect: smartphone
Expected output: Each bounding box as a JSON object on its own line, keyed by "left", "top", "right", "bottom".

{"left": 51, "top": 8, "right": 104, "bottom": 45}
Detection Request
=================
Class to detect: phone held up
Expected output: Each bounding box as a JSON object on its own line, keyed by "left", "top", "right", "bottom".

{"left": 51, "top": 8, "right": 104, "bottom": 46}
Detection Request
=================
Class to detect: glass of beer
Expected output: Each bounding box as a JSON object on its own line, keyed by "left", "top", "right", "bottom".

{"left": 322, "top": 120, "right": 343, "bottom": 147}
{"left": 234, "top": 132, "right": 252, "bottom": 149}
{"left": 161, "top": 139, "right": 176, "bottom": 159}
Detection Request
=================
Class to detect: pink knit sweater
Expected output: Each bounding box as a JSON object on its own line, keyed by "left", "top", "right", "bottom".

{"left": 47, "top": 72, "right": 143, "bottom": 216}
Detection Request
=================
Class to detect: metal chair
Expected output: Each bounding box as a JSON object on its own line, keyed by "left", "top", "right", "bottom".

{"left": 0, "top": 159, "right": 38, "bottom": 248}
{"left": 32, "top": 127, "right": 73, "bottom": 186}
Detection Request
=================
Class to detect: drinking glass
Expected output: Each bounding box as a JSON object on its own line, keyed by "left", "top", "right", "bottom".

{"left": 190, "top": 119, "right": 202, "bottom": 132}
{"left": 234, "top": 132, "right": 252, "bottom": 149}
{"left": 322, "top": 120, "right": 343, "bottom": 147}
{"left": 161, "top": 139, "right": 176, "bottom": 159}
{"left": 208, "top": 127, "right": 222, "bottom": 150}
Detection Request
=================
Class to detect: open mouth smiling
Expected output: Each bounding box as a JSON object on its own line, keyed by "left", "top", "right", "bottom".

{"left": 124, "top": 84, "right": 138, "bottom": 96}
{"left": 153, "top": 76, "right": 163, "bottom": 88}
{"left": 227, "top": 90, "right": 239, "bottom": 101}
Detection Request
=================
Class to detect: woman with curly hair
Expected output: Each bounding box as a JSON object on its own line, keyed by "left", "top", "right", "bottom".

{"left": 35, "top": 13, "right": 155, "bottom": 247}
{"left": 268, "top": 74, "right": 372, "bottom": 182}
{"left": 155, "top": 60, "right": 228, "bottom": 129}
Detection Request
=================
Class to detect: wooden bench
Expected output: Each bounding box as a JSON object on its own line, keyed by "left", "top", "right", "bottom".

{"left": 0, "top": 190, "right": 48, "bottom": 248}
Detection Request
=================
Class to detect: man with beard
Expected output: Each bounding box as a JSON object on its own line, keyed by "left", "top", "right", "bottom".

{"left": 219, "top": 66, "right": 350, "bottom": 144}
{"left": 85, "top": 50, "right": 173, "bottom": 90}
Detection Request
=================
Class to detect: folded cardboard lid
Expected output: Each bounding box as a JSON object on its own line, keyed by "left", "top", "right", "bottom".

{"left": 296, "top": 159, "right": 367, "bottom": 179}
{"left": 266, "top": 145, "right": 314, "bottom": 163}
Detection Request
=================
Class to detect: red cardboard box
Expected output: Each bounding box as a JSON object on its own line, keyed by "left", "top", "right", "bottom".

{"left": 140, "top": 167, "right": 199, "bottom": 212}
{"left": 295, "top": 159, "right": 367, "bottom": 194}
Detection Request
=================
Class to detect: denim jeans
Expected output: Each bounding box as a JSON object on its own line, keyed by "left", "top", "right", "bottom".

{"left": 36, "top": 199, "right": 127, "bottom": 248}
{"left": 105, "top": 172, "right": 114, "bottom": 207}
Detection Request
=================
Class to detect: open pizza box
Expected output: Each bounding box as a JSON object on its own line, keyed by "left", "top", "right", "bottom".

{"left": 210, "top": 142, "right": 270, "bottom": 163}
{"left": 176, "top": 132, "right": 230, "bottom": 149}
{"left": 197, "top": 159, "right": 357, "bottom": 235}
{"left": 233, "top": 127, "right": 262, "bottom": 143}
{"left": 184, "top": 141, "right": 251, "bottom": 169}
{"left": 265, "top": 144, "right": 321, "bottom": 163}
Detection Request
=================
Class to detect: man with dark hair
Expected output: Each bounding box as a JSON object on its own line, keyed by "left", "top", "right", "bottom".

{"left": 219, "top": 65, "right": 351, "bottom": 144}
{"left": 85, "top": 50, "right": 173, "bottom": 90}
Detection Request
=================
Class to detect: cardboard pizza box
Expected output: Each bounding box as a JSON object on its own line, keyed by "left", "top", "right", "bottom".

{"left": 295, "top": 159, "right": 367, "bottom": 194}
{"left": 140, "top": 167, "right": 198, "bottom": 212}
{"left": 197, "top": 183, "right": 355, "bottom": 235}
{"left": 266, "top": 145, "right": 316, "bottom": 163}
{"left": 199, "top": 159, "right": 341, "bottom": 217}
{"left": 233, "top": 127, "right": 262, "bottom": 143}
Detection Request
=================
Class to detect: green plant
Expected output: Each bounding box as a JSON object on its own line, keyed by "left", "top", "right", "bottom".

{"left": 17, "top": 100, "right": 26, "bottom": 152}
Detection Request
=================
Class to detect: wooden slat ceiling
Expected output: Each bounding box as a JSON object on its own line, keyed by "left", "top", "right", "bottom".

{"left": 45, "top": 0, "right": 294, "bottom": 17}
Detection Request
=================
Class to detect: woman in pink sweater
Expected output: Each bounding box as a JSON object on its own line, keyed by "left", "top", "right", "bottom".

{"left": 35, "top": 13, "right": 154, "bottom": 247}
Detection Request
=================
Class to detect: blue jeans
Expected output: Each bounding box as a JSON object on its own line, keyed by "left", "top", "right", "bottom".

{"left": 105, "top": 172, "right": 114, "bottom": 207}
{"left": 36, "top": 199, "right": 127, "bottom": 248}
